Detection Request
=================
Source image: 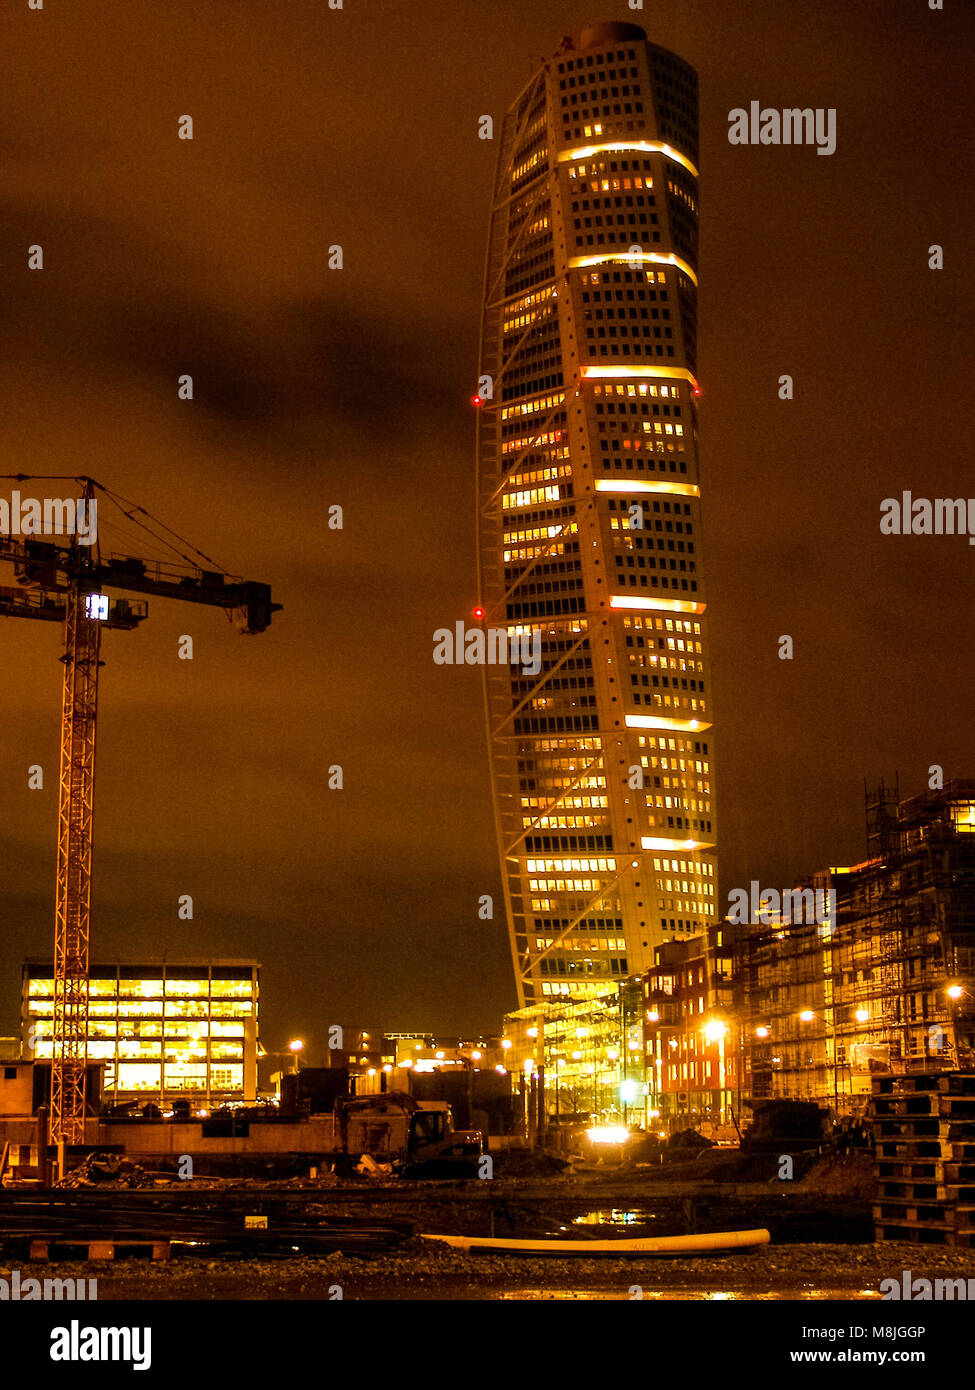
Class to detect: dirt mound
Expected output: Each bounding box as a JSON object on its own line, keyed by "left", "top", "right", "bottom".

{"left": 797, "top": 1151, "right": 876, "bottom": 1200}
{"left": 491, "top": 1149, "right": 570, "bottom": 1178}
{"left": 668, "top": 1128, "right": 715, "bottom": 1153}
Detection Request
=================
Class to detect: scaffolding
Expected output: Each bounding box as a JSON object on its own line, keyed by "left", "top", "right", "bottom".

{"left": 740, "top": 780, "right": 975, "bottom": 1116}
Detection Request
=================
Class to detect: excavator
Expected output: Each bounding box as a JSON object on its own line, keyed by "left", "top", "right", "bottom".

{"left": 333, "top": 1092, "right": 483, "bottom": 1176}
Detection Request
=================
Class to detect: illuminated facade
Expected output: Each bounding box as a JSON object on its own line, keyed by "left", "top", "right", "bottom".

{"left": 644, "top": 924, "right": 742, "bottom": 1134}
{"left": 477, "top": 22, "right": 715, "bottom": 1007}
{"left": 638, "top": 780, "right": 975, "bottom": 1125}
{"left": 505, "top": 979, "right": 647, "bottom": 1127}
{"left": 741, "top": 781, "right": 975, "bottom": 1111}
{"left": 23, "top": 960, "right": 259, "bottom": 1103}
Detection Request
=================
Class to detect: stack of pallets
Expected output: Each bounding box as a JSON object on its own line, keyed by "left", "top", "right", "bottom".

{"left": 871, "top": 1071, "right": 975, "bottom": 1246}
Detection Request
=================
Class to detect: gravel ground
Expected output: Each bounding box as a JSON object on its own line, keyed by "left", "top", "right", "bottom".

{"left": 3, "top": 1156, "right": 957, "bottom": 1300}
{"left": 5, "top": 1241, "right": 974, "bottom": 1301}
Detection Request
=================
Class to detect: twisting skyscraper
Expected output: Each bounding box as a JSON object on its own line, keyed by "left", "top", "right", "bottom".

{"left": 476, "top": 22, "right": 715, "bottom": 1007}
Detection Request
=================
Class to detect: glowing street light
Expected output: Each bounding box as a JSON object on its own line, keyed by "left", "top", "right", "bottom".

{"left": 587, "top": 1126, "right": 628, "bottom": 1145}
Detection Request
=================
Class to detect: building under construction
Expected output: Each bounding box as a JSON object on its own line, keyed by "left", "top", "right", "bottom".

{"left": 741, "top": 780, "right": 975, "bottom": 1115}
{"left": 504, "top": 980, "right": 646, "bottom": 1133}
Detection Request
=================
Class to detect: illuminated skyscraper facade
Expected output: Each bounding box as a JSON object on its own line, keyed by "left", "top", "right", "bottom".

{"left": 476, "top": 23, "right": 715, "bottom": 1007}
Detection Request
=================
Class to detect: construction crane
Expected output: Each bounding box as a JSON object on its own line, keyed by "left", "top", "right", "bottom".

{"left": 0, "top": 474, "right": 280, "bottom": 1162}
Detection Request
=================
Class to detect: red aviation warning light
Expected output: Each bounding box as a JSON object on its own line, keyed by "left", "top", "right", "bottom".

{"left": 473, "top": 606, "right": 485, "bottom": 620}
{"left": 472, "top": 394, "right": 483, "bottom": 407}
{"left": 692, "top": 383, "right": 702, "bottom": 397}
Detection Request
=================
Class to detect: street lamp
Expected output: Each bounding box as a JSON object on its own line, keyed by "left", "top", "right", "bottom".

{"left": 945, "top": 983, "right": 973, "bottom": 1064}
{"left": 288, "top": 1038, "right": 304, "bottom": 1074}
{"left": 701, "top": 1018, "right": 733, "bottom": 1131}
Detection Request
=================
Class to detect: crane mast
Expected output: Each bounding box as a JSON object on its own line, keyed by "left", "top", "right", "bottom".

{"left": 0, "top": 475, "right": 280, "bottom": 1163}
{"left": 53, "top": 576, "right": 100, "bottom": 1146}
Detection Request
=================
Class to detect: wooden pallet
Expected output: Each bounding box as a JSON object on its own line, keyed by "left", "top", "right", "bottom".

{"left": 873, "top": 1200, "right": 975, "bottom": 1229}
{"left": 873, "top": 1200, "right": 954, "bottom": 1226}
{"left": 877, "top": 1139, "right": 944, "bottom": 1160}
{"left": 29, "top": 1238, "right": 171, "bottom": 1262}
{"left": 873, "top": 1073, "right": 975, "bottom": 1097}
{"left": 872, "top": 1095, "right": 975, "bottom": 1119}
{"left": 877, "top": 1181, "right": 975, "bottom": 1203}
{"left": 872, "top": 1117, "right": 975, "bottom": 1139}
{"left": 871, "top": 1074, "right": 975, "bottom": 1245}
{"left": 878, "top": 1159, "right": 943, "bottom": 1181}
{"left": 878, "top": 1158, "right": 975, "bottom": 1183}
{"left": 874, "top": 1223, "right": 975, "bottom": 1248}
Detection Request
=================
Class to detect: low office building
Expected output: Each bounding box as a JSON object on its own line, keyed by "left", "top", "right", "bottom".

{"left": 22, "top": 959, "right": 259, "bottom": 1105}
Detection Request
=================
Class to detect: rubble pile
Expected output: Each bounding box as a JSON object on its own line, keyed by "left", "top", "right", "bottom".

{"left": 491, "top": 1149, "right": 571, "bottom": 1178}
{"left": 57, "top": 1152, "right": 156, "bottom": 1189}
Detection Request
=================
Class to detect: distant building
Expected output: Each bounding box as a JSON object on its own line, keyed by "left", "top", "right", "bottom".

{"left": 332, "top": 1032, "right": 513, "bottom": 1134}
{"left": 22, "top": 959, "right": 259, "bottom": 1104}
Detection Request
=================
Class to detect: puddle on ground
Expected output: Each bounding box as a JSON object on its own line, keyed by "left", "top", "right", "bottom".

{"left": 493, "top": 1288, "right": 883, "bottom": 1301}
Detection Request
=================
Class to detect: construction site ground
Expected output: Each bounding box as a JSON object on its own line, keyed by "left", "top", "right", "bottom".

{"left": 5, "top": 1151, "right": 972, "bottom": 1299}
{"left": 7, "top": 1239, "right": 974, "bottom": 1301}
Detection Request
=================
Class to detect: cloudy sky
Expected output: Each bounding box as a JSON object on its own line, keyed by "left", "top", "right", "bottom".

{"left": 0, "top": 0, "right": 972, "bottom": 1047}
